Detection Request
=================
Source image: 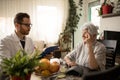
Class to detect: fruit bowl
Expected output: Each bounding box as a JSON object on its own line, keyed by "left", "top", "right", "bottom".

{"left": 34, "top": 58, "right": 60, "bottom": 77}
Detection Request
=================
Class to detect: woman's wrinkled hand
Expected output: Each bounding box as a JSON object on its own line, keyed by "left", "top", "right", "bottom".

{"left": 66, "top": 61, "right": 77, "bottom": 67}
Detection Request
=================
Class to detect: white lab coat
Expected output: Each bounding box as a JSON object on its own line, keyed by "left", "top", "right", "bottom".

{"left": 0, "top": 32, "right": 35, "bottom": 59}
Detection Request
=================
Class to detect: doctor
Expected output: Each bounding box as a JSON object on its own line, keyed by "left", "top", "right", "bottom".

{"left": 0, "top": 12, "right": 34, "bottom": 58}
{"left": 0, "top": 13, "right": 34, "bottom": 80}
{"left": 0, "top": 12, "right": 35, "bottom": 79}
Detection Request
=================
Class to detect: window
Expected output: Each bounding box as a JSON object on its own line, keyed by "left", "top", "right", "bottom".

{"left": 88, "top": 0, "right": 100, "bottom": 27}
{"left": 36, "top": 6, "right": 62, "bottom": 43}
{"left": 88, "top": 0, "right": 101, "bottom": 39}
{"left": 0, "top": 0, "right": 68, "bottom": 44}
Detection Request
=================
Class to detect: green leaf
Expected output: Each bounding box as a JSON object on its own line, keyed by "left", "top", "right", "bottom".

{"left": 0, "top": 49, "right": 40, "bottom": 77}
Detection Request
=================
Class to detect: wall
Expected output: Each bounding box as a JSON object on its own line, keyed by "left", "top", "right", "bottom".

{"left": 74, "top": 0, "right": 120, "bottom": 48}
{"left": 100, "top": 16, "right": 120, "bottom": 32}
{"left": 74, "top": 0, "right": 88, "bottom": 48}
{"left": 74, "top": 0, "right": 97, "bottom": 48}
{"left": 99, "top": 0, "right": 120, "bottom": 32}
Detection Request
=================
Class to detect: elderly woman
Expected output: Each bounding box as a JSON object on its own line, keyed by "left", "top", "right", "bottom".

{"left": 64, "top": 22, "right": 106, "bottom": 71}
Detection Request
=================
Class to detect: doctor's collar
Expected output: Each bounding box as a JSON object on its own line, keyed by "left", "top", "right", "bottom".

{"left": 15, "top": 31, "right": 26, "bottom": 41}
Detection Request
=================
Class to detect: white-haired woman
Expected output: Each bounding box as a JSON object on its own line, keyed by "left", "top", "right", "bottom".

{"left": 64, "top": 22, "right": 106, "bottom": 71}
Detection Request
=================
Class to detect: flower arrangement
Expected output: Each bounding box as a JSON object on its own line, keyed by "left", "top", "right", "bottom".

{"left": 0, "top": 49, "right": 40, "bottom": 80}
{"left": 103, "top": 0, "right": 114, "bottom": 7}
{"left": 97, "top": 0, "right": 114, "bottom": 15}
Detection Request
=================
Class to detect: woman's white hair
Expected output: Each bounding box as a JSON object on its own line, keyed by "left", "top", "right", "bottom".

{"left": 81, "top": 22, "right": 99, "bottom": 35}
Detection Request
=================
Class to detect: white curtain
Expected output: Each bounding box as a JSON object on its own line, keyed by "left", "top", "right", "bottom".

{"left": 0, "top": 0, "right": 68, "bottom": 44}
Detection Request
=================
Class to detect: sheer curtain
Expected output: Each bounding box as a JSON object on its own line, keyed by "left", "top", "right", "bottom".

{"left": 0, "top": 0, "right": 68, "bottom": 44}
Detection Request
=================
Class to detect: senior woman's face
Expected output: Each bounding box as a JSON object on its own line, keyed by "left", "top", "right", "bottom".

{"left": 82, "top": 29, "right": 89, "bottom": 42}
{"left": 82, "top": 29, "right": 96, "bottom": 43}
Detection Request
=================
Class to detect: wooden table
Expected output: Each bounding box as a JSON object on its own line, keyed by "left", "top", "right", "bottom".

{"left": 30, "top": 72, "right": 82, "bottom": 80}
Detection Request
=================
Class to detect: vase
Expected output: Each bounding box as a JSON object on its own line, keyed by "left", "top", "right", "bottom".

{"left": 10, "top": 74, "right": 31, "bottom": 80}
{"left": 25, "top": 74, "right": 31, "bottom": 80}
{"left": 102, "top": 5, "right": 113, "bottom": 14}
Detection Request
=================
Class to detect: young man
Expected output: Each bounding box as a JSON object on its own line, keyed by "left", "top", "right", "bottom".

{"left": 0, "top": 12, "right": 34, "bottom": 57}
{"left": 0, "top": 12, "right": 34, "bottom": 79}
{"left": 64, "top": 22, "right": 106, "bottom": 71}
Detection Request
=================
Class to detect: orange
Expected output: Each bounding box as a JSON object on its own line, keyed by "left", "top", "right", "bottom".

{"left": 49, "top": 62, "right": 60, "bottom": 73}
{"left": 39, "top": 58, "right": 50, "bottom": 70}
{"left": 40, "top": 70, "right": 51, "bottom": 77}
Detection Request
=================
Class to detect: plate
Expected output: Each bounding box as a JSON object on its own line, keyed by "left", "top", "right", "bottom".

{"left": 57, "top": 73, "right": 66, "bottom": 78}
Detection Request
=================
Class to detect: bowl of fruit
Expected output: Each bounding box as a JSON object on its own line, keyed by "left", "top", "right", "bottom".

{"left": 34, "top": 58, "right": 60, "bottom": 78}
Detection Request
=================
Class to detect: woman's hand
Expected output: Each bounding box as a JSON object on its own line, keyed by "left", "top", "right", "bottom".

{"left": 64, "top": 56, "right": 77, "bottom": 67}
{"left": 66, "top": 61, "right": 77, "bottom": 67}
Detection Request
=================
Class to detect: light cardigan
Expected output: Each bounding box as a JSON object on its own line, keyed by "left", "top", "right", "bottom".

{"left": 65, "top": 41, "right": 106, "bottom": 70}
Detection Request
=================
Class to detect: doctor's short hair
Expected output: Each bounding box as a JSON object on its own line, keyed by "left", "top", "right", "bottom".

{"left": 81, "top": 22, "right": 99, "bottom": 35}
{"left": 14, "top": 12, "right": 30, "bottom": 24}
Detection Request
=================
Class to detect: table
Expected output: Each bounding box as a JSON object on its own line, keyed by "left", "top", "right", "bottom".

{"left": 30, "top": 59, "right": 82, "bottom": 80}
{"left": 30, "top": 72, "right": 82, "bottom": 80}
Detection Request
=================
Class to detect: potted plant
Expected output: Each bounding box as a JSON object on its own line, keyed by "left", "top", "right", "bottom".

{"left": 101, "top": 0, "right": 114, "bottom": 14}
{"left": 0, "top": 49, "right": 40, "bottom": 80}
